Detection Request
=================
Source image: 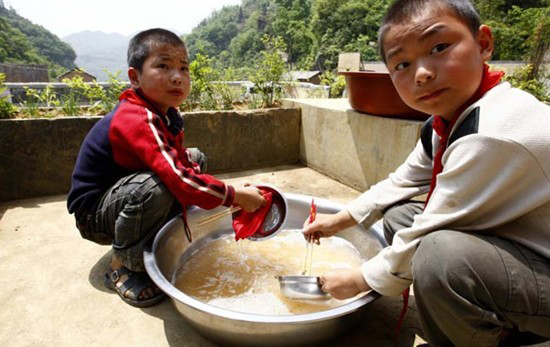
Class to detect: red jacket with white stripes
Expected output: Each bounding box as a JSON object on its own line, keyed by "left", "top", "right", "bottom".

{"left": 67, "top": 88, "right": 234, "bottom": 215}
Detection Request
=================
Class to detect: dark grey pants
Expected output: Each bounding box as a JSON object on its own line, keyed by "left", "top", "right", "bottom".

{"left": 93, "top": 171, "right": 178, "bottom": 271}
{"left": 383, "top": 202, "right": 550, "bottom": 347}
{"left": 78, "top": 148, "right": 206, "bottom": 272}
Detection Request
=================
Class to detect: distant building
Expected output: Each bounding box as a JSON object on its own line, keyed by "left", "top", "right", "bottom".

{"left": 283, "top": 71, "right": 322, "bottom": 85}
{"left": 0, "top": 63, "right": 49, "bottom": 82}
{"left": 57, "top": 68, "right": 96, "bottom": 82}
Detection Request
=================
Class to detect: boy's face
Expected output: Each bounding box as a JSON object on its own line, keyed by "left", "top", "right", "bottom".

{"left": 383, "top": 8, "right": 493, "bottom": 120}
{"left": 128, "top": 43, "right": 190, "bottom": 114}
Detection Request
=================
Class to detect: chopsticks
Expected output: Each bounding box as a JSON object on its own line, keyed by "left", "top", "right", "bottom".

{"left": 196, "top": 206, "right": 242, "bottom": 227}
{"left": 302, "top": 199, "right": 316, "bottom": 276}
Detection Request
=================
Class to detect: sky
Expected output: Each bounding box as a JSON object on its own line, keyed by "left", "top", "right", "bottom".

{"left": 6, "top": 0, "right": 243, "bottom": 38}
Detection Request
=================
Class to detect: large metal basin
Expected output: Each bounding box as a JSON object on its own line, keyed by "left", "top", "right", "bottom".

{"left": 144, "top": 193, "right": 387, "bottom": 347}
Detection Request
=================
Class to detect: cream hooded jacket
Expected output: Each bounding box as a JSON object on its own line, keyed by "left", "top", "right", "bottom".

{"left": 346, "top": 82, "right": 550, "bottom": 296}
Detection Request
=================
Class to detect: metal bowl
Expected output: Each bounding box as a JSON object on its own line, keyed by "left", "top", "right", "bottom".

{"left": 246, "top": 184, "right": 288, "bottom": 241}
{"left": 276, "top": 275, "right": 331, "bottom": 300}
{"left": 144, "top": 193, "right": 387, "bottom": 347}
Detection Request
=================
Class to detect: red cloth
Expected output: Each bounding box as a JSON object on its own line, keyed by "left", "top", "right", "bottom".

{"left": 232, "top": 188, "right": 273, "bottom": 241}
{"left": 425, "top": 64, "right": 504, "bottom": 204}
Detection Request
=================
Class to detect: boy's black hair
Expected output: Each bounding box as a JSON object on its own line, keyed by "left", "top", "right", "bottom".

{"left": 378, "top": 0, "right": 481, "bottom": 63}
{"left": 127, "top": 28, "right": 186, "bottom": 71}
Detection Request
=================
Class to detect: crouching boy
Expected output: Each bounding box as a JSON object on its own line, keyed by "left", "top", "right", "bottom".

{"left": 67, "top": 28, "right": 265, "bottom": 308}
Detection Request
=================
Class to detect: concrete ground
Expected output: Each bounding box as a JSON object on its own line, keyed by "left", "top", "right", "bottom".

{"left": 1, "top": 164, "right": 546, "bottom": 347}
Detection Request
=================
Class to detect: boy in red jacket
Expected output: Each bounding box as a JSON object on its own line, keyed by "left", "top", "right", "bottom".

{"left": 67, "top": 28, "right": 265, "bottom": 307}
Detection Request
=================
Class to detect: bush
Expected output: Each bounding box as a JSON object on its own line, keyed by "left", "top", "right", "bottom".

{"left": 60, "top": 71, "right": 126, "bottom": 116}
{"left": 0, "top": 73, "right": 17, "bottom": 119}
{"left": 320, "top": 70, "right": 346, "bottom": 98}
{"left": 100, "top": 70, "right": 126, "bottom": 112}
{"left": 502, "top": 7, "right": 549, "bottom": 102}
{"left": 183, "top": 53, "right": 221, "bottom": 111}
{"left": 505, "top": 64, "right": 549, "bottom": 102}
{"left": 0, "top": 98, "right": 17, "bottom": 119}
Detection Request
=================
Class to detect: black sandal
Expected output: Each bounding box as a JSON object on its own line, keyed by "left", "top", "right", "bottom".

{"left": 104, "top": 266, "right": 166, "bottom": 308}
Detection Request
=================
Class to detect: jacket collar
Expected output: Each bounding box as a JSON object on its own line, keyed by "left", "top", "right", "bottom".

{"left": 119, "top": 88, "right": 183, "bottom": 135}
{"left": 433, "top": 64, "right": 504, "bottom": 139}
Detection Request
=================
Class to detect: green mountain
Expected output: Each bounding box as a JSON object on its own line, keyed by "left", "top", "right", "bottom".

{"left": 0, "top": 1, "right": 76, "bottom": 78}
{"left": 185, "top": 0, "right": 549, "bottom": 72}
{"left": 184, "top": 0, "right": 390, "bottom": 71}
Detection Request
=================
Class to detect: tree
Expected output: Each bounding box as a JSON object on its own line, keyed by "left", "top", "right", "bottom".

{"left": 181, "top": 0, "right": 547, "bottom": 98}
{"left": 270, "top": 0, "right": 315, "bottom": 69}
{"left": 251, "top": 35, "right": 287, "bottom": 107}
{"left": 311, "top": 0, "right": 390, "bottom": 69}
{"left": 0, "top": 16, "right": 48, "bottom": 64}
{"left": 474, "top": 0, "right": 549, "bottom": 60}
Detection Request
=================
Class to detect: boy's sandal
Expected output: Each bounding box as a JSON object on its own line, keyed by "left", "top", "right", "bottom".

{"left": 104, "top": 266, "right": 166, "bottom": 308}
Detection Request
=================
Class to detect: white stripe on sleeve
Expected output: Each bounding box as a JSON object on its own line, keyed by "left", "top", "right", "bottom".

{"left": 146, "top": 109, "right": 224, "bottom": 199}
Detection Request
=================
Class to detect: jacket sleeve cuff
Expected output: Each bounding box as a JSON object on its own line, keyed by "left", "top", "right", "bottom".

{"left": 360, "top": 251, "right": 412, "bottom": 297}
{"left": 346, "top": 201, "right": 382, "bottom": 230}
{"left": 222, "top": 185, "right": 235, "bottom": 207}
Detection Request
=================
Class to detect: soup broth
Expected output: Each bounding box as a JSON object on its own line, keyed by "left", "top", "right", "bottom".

{"left": 173, "top": 229, "right": 365, "bottom": 315}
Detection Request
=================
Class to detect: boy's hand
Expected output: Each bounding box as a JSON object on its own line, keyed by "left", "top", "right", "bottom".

{"left": 320, "top": 268, "right": 371, "bottom": 300}
{"left": 233, "top": 187, "right": 266, "bottom": 212}
{"left": 302, "top": 210, "right": 356, "bottom": 243}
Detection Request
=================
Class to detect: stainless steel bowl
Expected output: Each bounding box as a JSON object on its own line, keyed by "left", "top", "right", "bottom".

{"left": 144, "top": 193, "right": 387, "bottom": 347}
{"left": 247, "top": 184, "right": 288, "bottom": 241}
{"left": 276, "top": 275, "right": 330, "bottom": 300}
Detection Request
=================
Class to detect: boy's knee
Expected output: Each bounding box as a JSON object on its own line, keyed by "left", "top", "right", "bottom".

{"left": 130, "top": 173, "right": 175, "bottom": 215}
{"left": 413, "top": 231, "right": 448, "bottom": 292}
{"left": 187, "top": 147, "right": 208, "bottom": 173}
{"left": 383, "top": 202, "right": 422, "bottom": 245}
{"left": 413, "top": 230, "right": 484, "bottom": 294}
{"left": 144, "top": 180, "right": 175, "bottom": 213}
{"left": 383, "top": 206, "right": 400, "bottom": 244}
{"left": 383, "top": 204, "right": 407, "bottom": 242}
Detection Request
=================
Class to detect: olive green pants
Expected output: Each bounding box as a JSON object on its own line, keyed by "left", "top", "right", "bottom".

{"left": 383, "top": 202, "right": 550, "bottom": 347}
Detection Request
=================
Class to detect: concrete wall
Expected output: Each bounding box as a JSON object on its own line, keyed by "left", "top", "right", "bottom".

{"left": 284, "top": 98, "right": 423, "bottom": 192}
{"left": 184, "top": 109, "right": 300, "bottom": 173}
{"left": 0, "top": 63, "right": 49, "bottom": 82}
{"left": 0, "top": 108, "right": 300, "bottom": 202}
{"left": 0, "top": 99, "right": 425, "bottom": 202}
{"left": 283, "top": 83, "right": 330, "bottom": 99}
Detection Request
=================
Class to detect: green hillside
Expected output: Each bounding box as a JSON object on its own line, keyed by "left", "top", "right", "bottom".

{"left": 0, "top": 1, "right": 76, "bottom": 78}
{"left": 185, "top": 0, "right": 549, "bottom": 72}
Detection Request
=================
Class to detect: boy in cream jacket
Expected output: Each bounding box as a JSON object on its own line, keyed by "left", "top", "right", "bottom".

{"left": 303, "top": 0, "right": 550, "bottom": 345}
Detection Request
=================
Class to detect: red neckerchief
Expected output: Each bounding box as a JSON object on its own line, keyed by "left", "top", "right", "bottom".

{"left": 394, "top": 65, "right": 504, "bottom": 347}
{"left": 425, "top": 64, "right": 504, "bottom": 204}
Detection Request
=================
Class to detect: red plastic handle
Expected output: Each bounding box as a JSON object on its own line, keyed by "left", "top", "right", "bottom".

{"left": 309, "top": 199, "right": 316, "bottom": 223}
